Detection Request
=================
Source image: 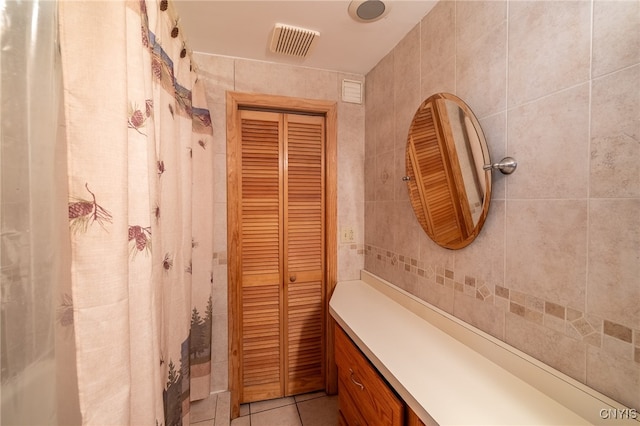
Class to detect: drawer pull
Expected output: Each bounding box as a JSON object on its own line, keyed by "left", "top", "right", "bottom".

{"left": 349, "top": 368, "right": 364, "bottom": 391}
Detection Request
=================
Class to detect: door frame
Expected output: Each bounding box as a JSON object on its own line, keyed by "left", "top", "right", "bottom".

{"left": 226, "top": 91, "right": 338, "bottom": 418}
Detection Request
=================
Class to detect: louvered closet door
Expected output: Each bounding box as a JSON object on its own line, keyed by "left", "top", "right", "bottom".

{"left": 238, "top": 110, "right": 325, "bottom": 403}
{"left": 239, "top": 110, "right": 284, "bottom": 402}
{"left": 284, "top": 114, "right": 325, "bottom": 395}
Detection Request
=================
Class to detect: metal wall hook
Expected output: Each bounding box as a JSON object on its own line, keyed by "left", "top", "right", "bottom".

{"left": 483, "top": 157, "right": 517, "bottom": 175}
{"left": 401, "top": 176, "right": 411, "bottom": 181}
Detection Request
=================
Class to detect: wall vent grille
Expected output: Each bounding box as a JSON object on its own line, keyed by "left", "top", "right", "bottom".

{"left": 342, "top": 79, "right": 363, "bottom": 104}
{"left": 270, "top": 23, "right": 319, "bottom": 58}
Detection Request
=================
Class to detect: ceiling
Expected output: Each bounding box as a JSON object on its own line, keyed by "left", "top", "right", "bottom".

{"left": 173, "top": 0, "right": 438, "bottom": 75}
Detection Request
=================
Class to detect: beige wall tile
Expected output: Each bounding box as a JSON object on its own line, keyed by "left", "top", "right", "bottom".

{"left": 506, "top": 313, "right": 586, "bottom": 383}
{"left": 457, "top": 22, "right": 507, "bottom": 119}
{"left": 590, "top": 65, "right": 640, "bottom": 198}
{"left": 367, "top": 201, "right": 395, "bottom": 250}
{"left": 394, "top": 266, "right": 455, "bottom": 315}
{"left": 420, "top": 0, "right": 455, "bottom": 77}
{"left": 211, "top": 313, "right": 228, "bottom": 364}
{"left": 372, "top": 101, "right": 395, "bottom": 157}
{"left": 419, "top": 229, "right": 454, "bottom": 272}
{"left": 364, "top": 201, "right": 376, "bottom": 246}
{"left": 421, "top": 58, "right": 456, "bottom": 101}
{"left": 506, "top": 200, "right": 587, "bottom": 306}
{"left": 211, "top": 360, "right": 228, "bottom": 392}
{"left": 212, "top": 110, "right": 227, "bottom": 155}
{"left": 212, "top": 203, "right": 227, "bottom": 254}
{"left": 338, "top": 101, "right": 365, "bottom": 222}
{"left": 212, "top": 265, "right": 227, "bottom": 315}
{"left": 456, "top": 1, "right": 507, "bottom": 50}
{"left": 371, "top": 53, "right": 395, "bottom": 156}
{"left": 454, "top": 200, "right": 505, "bottom": 286}
{"left": 602, "top": 333, "right": 634, "bottom": 362}
{"left": 588, "top": 199, "right": 640, "bottom": 329}
{"left": 590, "top": 64, "right": 640, "bottom": 140}
{"left": 453, "top": 291, "right": 505, "bottom": 340}
{"left": 479, "top": 112, "right": 507, "bottom": 201}
{"left": 213, "top": 153, "right": 227, "bottom": 204}
{"left": 375, "top": 201, "right": 396, "bottom": 250}
{"left": 587, "top": 345, "right": 640, "bottom": 409}
{"left": 507, "top": 1, "right": 590, "bottom": 107}
{"left": 592, "top": 0, "right": 640, "bottom": 78}
{"left": 419, "top": 0, "right": 455, "bottom": 100}
{"left": 507, "top": 84, "right": 590, "bottom": 199}
{"left": 364, "top": 154, "right": 376, "bottom": 202}
{"left": 338, "top": 197, "right": 363, "bottom": 242}
{"left": 375, "top": 151, "right": 395, "bottom": 201}
{"left": 365, "top": 106, "right": 375, "bottom": 162}
{"left": 391, "top": 200, "right": 422, "bottom": 257}
{"left": 394, "top": 147, "right": 410, "bottom": 202}
{"left": 338, "top": 106, "right": 365, "bottom": 226}
{"left": 303, "top": 68, "right": 339, "bottom": 101}
{"left": 364, "top": 251, "right": 382, "bottom": 278}
{"left": 194, "top": 53, "right": 234, "bottom": 105}
{"left": 234, "top": 59, "right": 306, "bottom": 98}
{"left": 338, "top": 245, "right": 364, "bottom": 282}
{"left": 394, "top": 25, "right": 421, "bottom": 153}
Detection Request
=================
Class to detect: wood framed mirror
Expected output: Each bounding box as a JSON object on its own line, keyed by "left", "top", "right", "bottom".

{"left": 405, "top": 93, "right": 491, "bottom": 249}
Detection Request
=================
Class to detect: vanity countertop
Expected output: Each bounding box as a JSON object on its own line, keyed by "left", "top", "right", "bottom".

{"left": 329, "top": 272, "right": 635, "bottom": 425}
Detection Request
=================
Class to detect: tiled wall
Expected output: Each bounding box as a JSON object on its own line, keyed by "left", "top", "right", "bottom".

{"left": 193, "top": 54, "right": 366, "bottom": 392}
{"left": 364, "top": 0, "right": 639, "bottom": 409}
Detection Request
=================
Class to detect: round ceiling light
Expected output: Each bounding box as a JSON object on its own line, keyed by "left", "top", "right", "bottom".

{"left": 348, "top": 0, "right": 390, "bottom": 23}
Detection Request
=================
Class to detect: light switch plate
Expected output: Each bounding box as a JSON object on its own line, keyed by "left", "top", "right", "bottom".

{"left": 340, "top": 227, "right": 355, "bottom": 244}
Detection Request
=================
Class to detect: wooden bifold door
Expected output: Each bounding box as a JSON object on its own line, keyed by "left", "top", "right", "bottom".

{"left": 231, "top": 107, "right": 326, "bottom": 404}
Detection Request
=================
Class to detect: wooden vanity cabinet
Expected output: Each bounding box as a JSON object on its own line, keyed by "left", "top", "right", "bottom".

{"left": 336, "top": 325, "right": 426, "bottom": 426}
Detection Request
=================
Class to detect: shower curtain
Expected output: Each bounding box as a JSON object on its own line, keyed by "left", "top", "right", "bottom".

{"left": 59, "top": 0, "right": 214, "bottom": 424}
{"left": 1, "top": 1, "right": 64, "bottom": 423}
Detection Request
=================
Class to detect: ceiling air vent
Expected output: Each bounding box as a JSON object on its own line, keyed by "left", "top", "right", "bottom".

{"left": 270, "top": 23, "right": 319, "bottom": 58}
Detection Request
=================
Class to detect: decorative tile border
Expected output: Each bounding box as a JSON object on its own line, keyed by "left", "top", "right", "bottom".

{"left": 213, "top": 251, "right": 227, "bottom": 266}
{"left": 365, "top": 244, "right": 639, "bottom": 364}
{"left": 347, "top": 243, "right": 365, "bottom": 255}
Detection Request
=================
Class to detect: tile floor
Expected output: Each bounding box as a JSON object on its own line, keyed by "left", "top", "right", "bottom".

{"left": 190, "top": 391, "right": 339, "bottom": 426}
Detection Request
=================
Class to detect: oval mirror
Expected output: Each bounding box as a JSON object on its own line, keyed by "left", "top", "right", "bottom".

{"left": 405, "top": 93, "right": 491, "bottom": 249}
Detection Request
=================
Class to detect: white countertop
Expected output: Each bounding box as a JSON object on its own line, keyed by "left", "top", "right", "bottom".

{"left": 329, "top": 273, "right": 636, "bottom": 426}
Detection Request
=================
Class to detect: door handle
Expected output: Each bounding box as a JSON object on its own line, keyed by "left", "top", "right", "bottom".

{"left": 289, "top": 275, "right": 297, "bottom": 283}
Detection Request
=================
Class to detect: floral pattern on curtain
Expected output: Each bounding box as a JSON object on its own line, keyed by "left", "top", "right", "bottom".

{"left": 59, "top": 0, "right": 214, "bottom": 424}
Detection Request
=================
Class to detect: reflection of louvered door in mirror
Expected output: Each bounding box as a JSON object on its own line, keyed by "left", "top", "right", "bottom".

{"left": 237, "top": 109, "right": 325, "bottom": 403}
{"left": 406, "top": 102, "right": 469, "bottom": 247}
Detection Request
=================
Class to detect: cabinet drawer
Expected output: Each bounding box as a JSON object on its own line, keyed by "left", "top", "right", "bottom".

{"left": 338, "top": 376, "right": 368, "bottom": 426}
{"left": 335, "top": 325, "right": 404, "bottom": 426}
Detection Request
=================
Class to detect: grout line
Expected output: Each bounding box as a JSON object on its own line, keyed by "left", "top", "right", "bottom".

{"left": 454, "top": 0, "right": 457, "bottom": 95}
{"left": 234, "top": 394, "right": 334, "bottom": 426}
{"left": 503, "top": 0, "right": 510, "bottom": 343}
{"left": 295, "top": 401, "right": 303, "bottom": 426}
{"left": 585, "top": 0, "right": 595, "bottom": 320}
